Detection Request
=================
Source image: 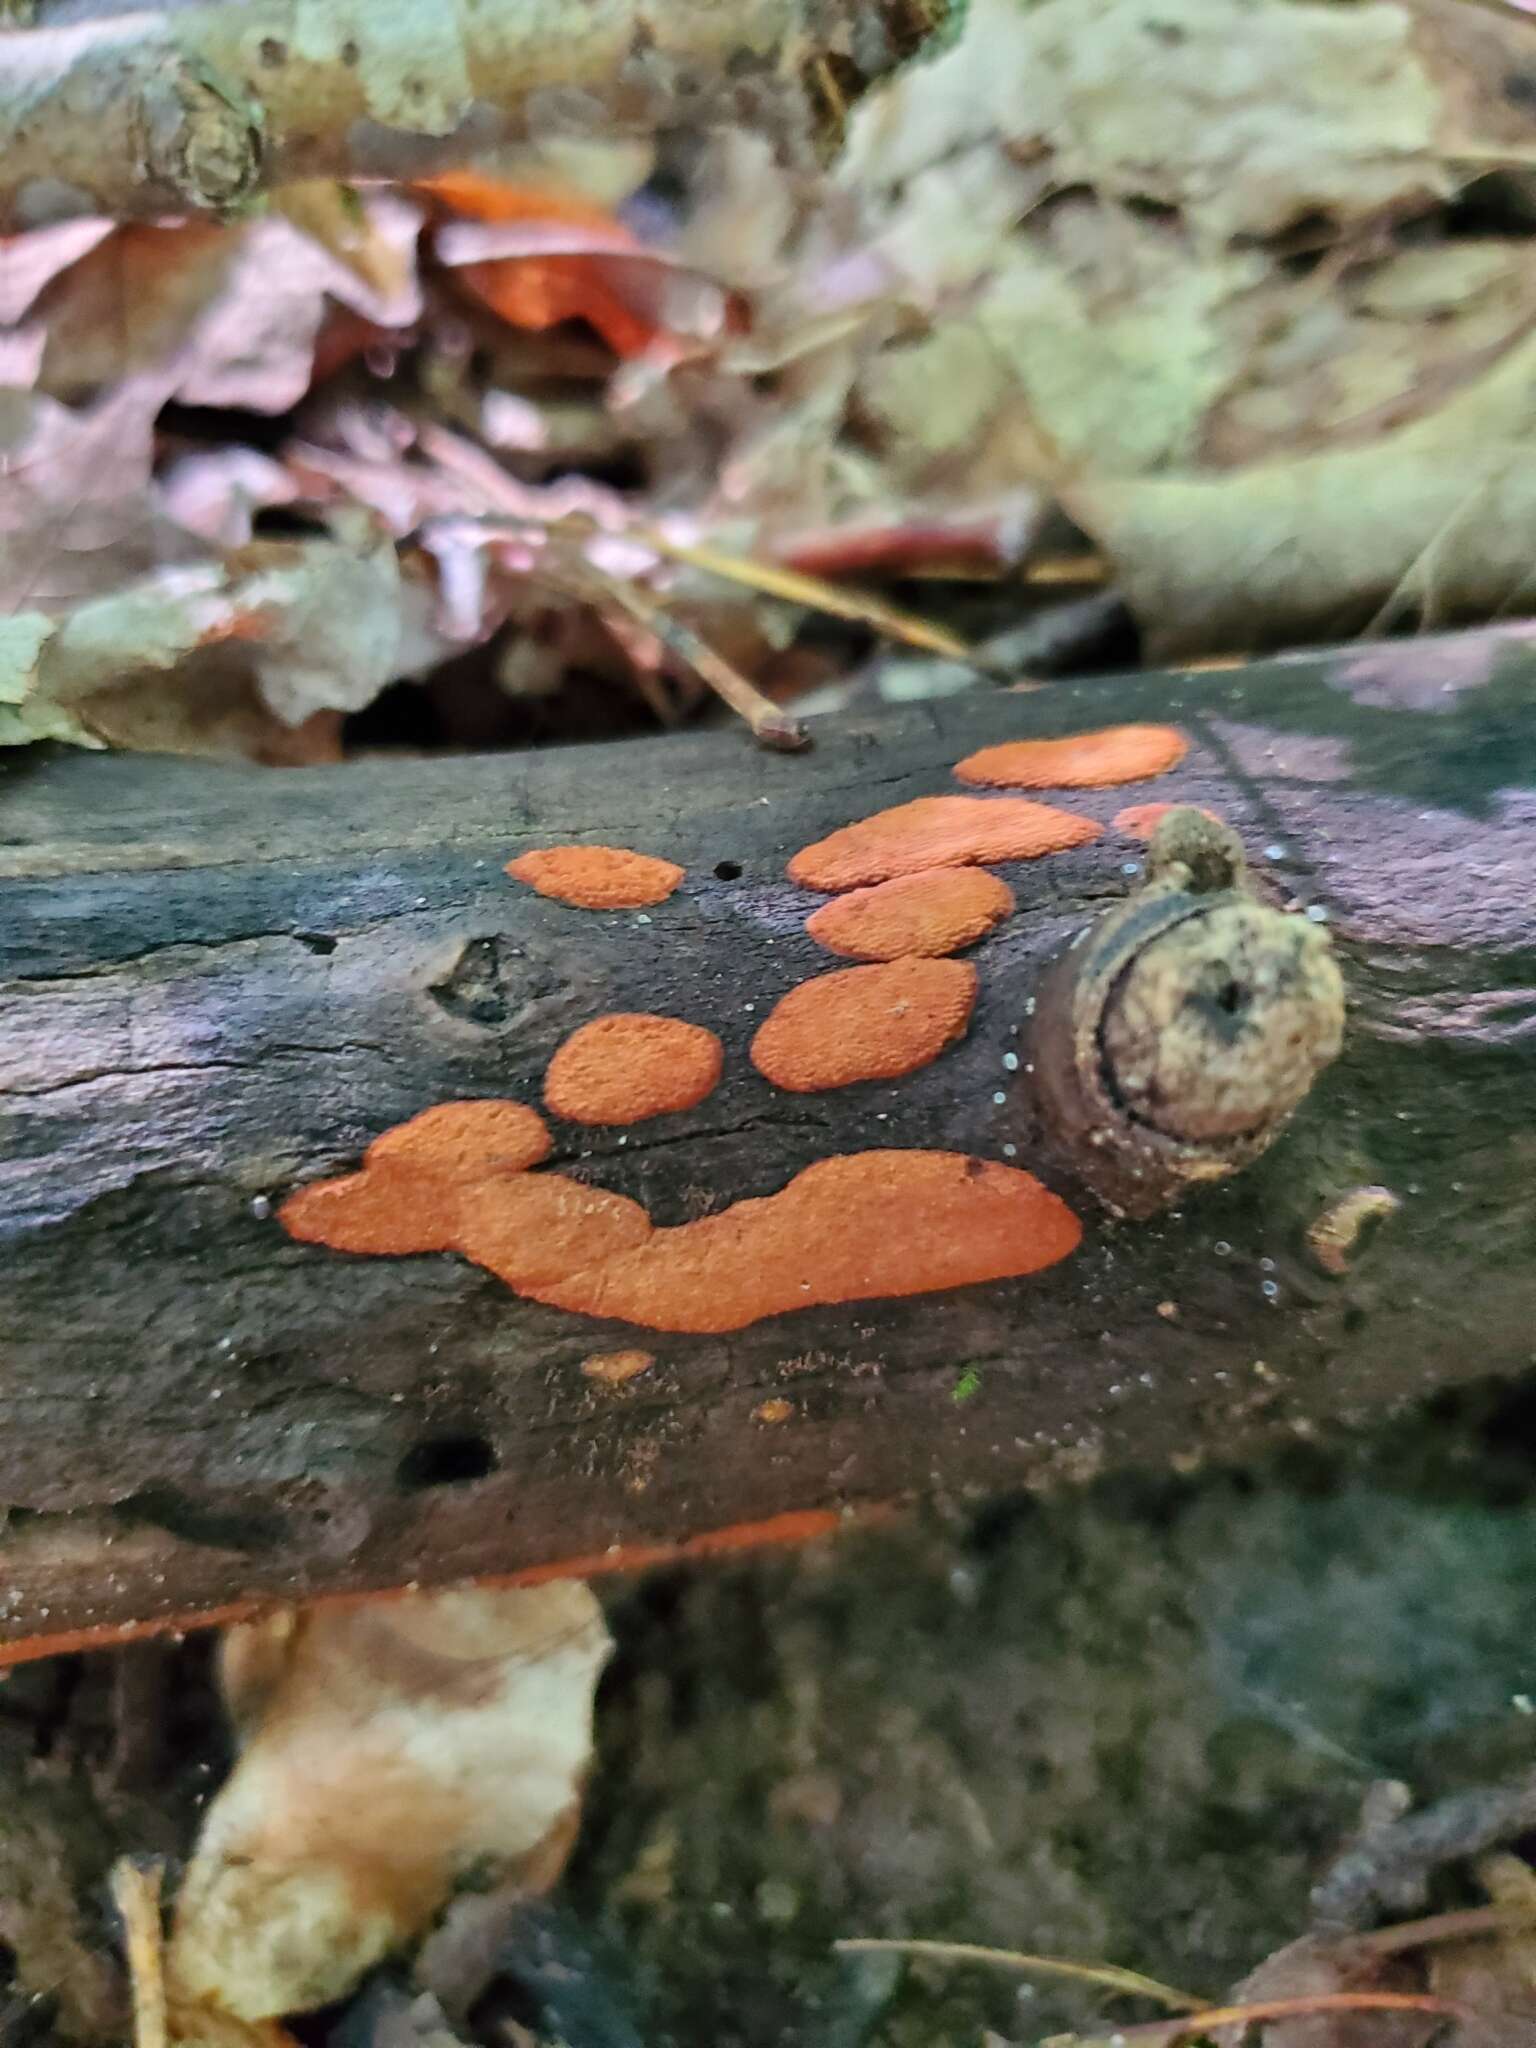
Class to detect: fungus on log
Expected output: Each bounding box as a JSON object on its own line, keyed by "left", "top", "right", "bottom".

{"left": 4, "top": 633, "right": 1536, "bottom": 1660}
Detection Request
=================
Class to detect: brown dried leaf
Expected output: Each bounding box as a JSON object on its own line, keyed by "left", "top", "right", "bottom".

{"left": 33, "top": 221, "right": 243, "bottom": 404}
{"left": 168, "top": 1584, "right": 612, "bottom": 2022}
{"left": 0, "top": 385, "right": 191, "bottom": 612}
{"left": 1, "top": 533, "right": 426, "bottom": 755}
{"left": 1209, "top": 1936, "right": 1441, "bottom": 2048}
{"left": 1066, "top": 322, "right": 1536, "bottom": 656}
{"left": 28, "top": 198, "right": 421, "bottom": 413}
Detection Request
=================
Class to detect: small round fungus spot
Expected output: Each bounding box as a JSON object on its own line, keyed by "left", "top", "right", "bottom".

{"left": 1114, "top": 800, "right": 1223, "bottom": 841}
{"left": 506, "top": 844, "right": 684, "bottom": 910}
{"left": 955, "top": 724, "right": 1189, "bottom": 790}
{"left": 581, "top": 1348, "right": 656, "bottom": 1385}
{"left": 750, "top": 959, "right": 977, "bottom": 1093}
{"left": 546, "top": 1013, "right": 724, "bottom": 1125}
{"left": 754, "top": 1398, "right": 794, "bottom": 1424}
{"left": 366, "top": 1099, "right": 552, "bottom": 1179}
{"left": 805, "top": 867, "right": 1014, "bottom": 960}
{"left": 790, "top": 796, "right": 1099, "bottom": 893}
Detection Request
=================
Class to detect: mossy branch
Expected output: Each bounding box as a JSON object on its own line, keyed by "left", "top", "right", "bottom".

{"left": 0, "top": 0, "right": 821, "bottom": 227}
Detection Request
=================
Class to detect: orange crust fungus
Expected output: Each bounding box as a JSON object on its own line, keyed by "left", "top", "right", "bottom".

{"left": 750, "top": 959, "right": 977, "bottom": 1093}
{"left": 458, "top": 1174, "right": 655, "bottom": 1289}
{"left": 790, "top": 795, "right": 1099, "bottom": 892}
{"left": 1114, "top": 801, "right": 1223, "bottom": 840}
{"left": 805, "top": 867, "right": 1014, "bottom": 960}
{"left": 280, "top": 1115, "right": 1081, "bottom": 1335}
{"left": 526, "top": 1151, "right": 1081, "bottom": 1333}
{"left": 281, "top": 1101, "right": 554, "bottom": 1254}
{"left": 367, "top": 1100, "right": 552, "bottom": 1178}
{"left": 545, "top": 1013, "right": 724, "bottom": 1125}
{"left": 505, "top": 845, "right": 684, "bottom": 910}
{"left": 954, "top": 724, "right": 1189, "bottom": 790}
{"left": 280, "top": 1169, "right": 464, "bottom": 1258}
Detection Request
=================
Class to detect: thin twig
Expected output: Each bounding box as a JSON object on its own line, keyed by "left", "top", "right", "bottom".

{"left": 1056, "top": 1990, "right": 1471, "bottom": 2048}
{"left": 831, "top": 1939, "right": 1206, "bottom": 2012}
{"left": 635, "top": 528, "right": 979, "bottom": 664}
{"left": 585, "top": 565, "right": 809, "bottom": 750}
{"left": 1354, "top": 1900, "right": 1536, "bottom": 1956}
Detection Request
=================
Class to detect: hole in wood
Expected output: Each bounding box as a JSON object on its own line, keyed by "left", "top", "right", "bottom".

{"left": 396, "top": 1433, "right": 498, "bottom": 1490}
{"left": 295, "top": 933, "right": 337, "bottom": 955}
{"left": 714, "top": 860, "right": 743, "bottom": 880}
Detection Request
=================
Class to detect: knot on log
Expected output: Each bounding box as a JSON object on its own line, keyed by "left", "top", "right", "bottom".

{"left": 139, "top": 57, "right": 263, "bottom": 213}
{"left": 1034, "top": 808, "right": 1345, "bottom": 1218}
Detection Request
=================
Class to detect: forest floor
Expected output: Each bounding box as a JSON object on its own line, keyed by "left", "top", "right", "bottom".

{"left": 564, "top": 1381, "right": 1536, "bottom": 2045}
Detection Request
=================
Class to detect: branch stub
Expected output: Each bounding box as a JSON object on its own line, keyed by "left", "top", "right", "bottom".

{"left": 1033, "top": 809, "right": 1345, "bottom": 1217}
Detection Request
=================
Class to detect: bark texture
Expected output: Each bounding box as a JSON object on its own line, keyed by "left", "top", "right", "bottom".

{"left": 4, "top": 638, "right": 1536, "bottom": 1657}
{"left": 0, "top": 0, "right": 815, "bottom": 228}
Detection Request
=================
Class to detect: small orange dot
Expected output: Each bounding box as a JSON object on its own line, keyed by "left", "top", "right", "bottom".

{"left": 754, "top": 1398, "right": 794, "bottom": 1424}
{"left": 581, "top": 1349, "right": 656, "bottom": 1385}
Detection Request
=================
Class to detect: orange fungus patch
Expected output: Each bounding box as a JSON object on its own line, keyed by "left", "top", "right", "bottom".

{"left": 750, "top": 959, "right": 977, "bottom": 1093}
{"left": 545, "top": 1013, "right": 724, "bottom": 1125}
{"left": 1114, "top": 800, "right": 1223, "bottom": 840}
{"left": 525, "top": 1151, "right": 1082, "bottom": 1334}
{"left": 281, "top": 1113, "right": 1081, "bottom": 1336}
{"left": 788, "top": 795, "right": 1099, "bottom": 892}
{"left": 279, "top": 1170, "right": 463, "bottom": 1258}
{"left": 505, "top": 845, "right": 684, "bottom": 910}
{"left": 366, "top": 1100, "right": 551, "bottom": 1178}
{"left": 953, "top": 723, "right": 1189, "bottom": 790}
{"left": 805, "top": 867, "right": 1014, "bottom": 960}
{"left": 457, "top": 1174, "right": 654, "bottom": 1289}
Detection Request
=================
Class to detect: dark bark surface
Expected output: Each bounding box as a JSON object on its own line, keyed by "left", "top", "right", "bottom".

{"left": 5, "top": 635, "right": 1536, "bottom": 1655}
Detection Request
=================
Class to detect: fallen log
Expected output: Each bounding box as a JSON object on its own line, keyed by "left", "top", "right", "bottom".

{"left": 4, "top": 632, "right": 1535, "bottom": 1659}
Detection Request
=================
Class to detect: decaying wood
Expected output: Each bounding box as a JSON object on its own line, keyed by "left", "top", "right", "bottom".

{"left": 4, "top": 636, "right": 1536, "bottom": 1658}
{"left": 0, "top": 0, "right": 897, "bottom": 228}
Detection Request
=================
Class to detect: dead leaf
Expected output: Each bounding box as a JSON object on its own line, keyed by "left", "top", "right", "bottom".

{"left": 167, "top": 1583, "right": 613, "bottom": 2023}
{"left": 273, "top": 182, "right": 413, "bottom": 299}
{"left": 0, "top": 384, "right": 189, "bottom": 613}
{"left": 171, "top": 199, "right": 423, "bottom": 414}
{"left": 33, "top": 222, "right": 243, "bottom": 404}
{"left": 0, "top": 532, "right": 427, "bottom": 755}
{"left": 1209, "top": 1936, "right": 1441, "bottom": 2048}
{"left": 0, "top": 217, "right": 114, "bottom": 324}
{"left": 435, "top": 220, "right": 731, "bottom": 362}
{"left": 1066, "top": 320, "right": 1536, "bottom": 655}
{"left": 840, "top": 0, "right": 1450, "bottom": 242}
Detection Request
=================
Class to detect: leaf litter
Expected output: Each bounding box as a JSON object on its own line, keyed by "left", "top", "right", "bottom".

{"left": 8, "top": 1, "right": 1536, "bottom": 2037}
{"left": 7, "top": 1, "right": 1536, "bottom": 751}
